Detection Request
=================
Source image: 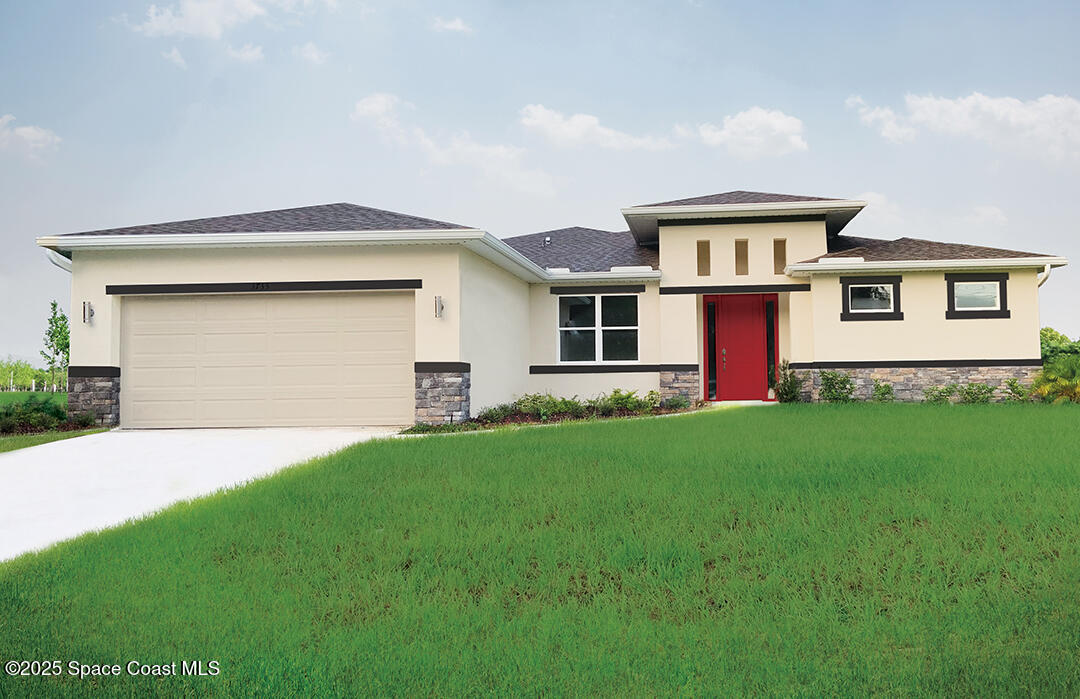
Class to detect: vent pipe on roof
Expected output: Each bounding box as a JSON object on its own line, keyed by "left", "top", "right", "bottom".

{"left": 543, "top": 236, "right": 551, "bottom": 246}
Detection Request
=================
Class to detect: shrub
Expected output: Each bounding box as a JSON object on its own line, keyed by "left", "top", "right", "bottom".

{"left": 402, "top": 421, "right": 485, "bottom": 434}
{"left": 0, "top": 395, "right": 69, "bottom": 434}
{"left": 923, "top": 384, "right": 957, "bottom": 405}
{"left": 1040, "top": 326, "right": 1080, "bottom": 363}
{"left": 819, "top": 371, "right": 856, "bottom": 403}
{"left": 871, "top": 380, "right": 895, "bottom": 403}
{"left": 774, "top": 361, "right": 804, "bottom": 403}
{"left": 586, "top": 388, "right": 656, "bottom": 416}
{"left": 1001, "top": 378, "right": 1031, "bottom": 403}
{"left": 475, "top": 403, "right": 516, "bottom": 424}
{"left": 661, "top": 395, "right": 691, "bottom": 411}
{"left": 958, "top": 382, "right": 995, "bottom": 404}
{"left": 1032, "top": 355, "right": 1080, "bottom": 403}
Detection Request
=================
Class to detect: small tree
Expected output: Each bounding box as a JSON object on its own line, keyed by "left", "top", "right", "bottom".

{"left": 40, "top": 300, "right": 70, "bottom": 391}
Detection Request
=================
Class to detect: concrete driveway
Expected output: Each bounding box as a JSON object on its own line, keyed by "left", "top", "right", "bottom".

{"left": 0, "top": 427, "right": 397, "bottom": 562}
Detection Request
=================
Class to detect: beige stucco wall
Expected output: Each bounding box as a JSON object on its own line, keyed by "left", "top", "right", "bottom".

{"left": 808, "top": 270, "right": 1042, "bottom": 361}
{"left": 69, "top": 245, "right": 462, "bottom": 368}
{"left": 658, "top": 219, "right": 827, "bottom": 287}
{"left": 458, "top": 250, "right": 530, "bottom": 411}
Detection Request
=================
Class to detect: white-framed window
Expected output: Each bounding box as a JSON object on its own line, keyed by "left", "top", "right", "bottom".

{"left": 558, "top": 294, "right": 639, "bottom": 362}
{"left": 953, "top": 281, "right": 1000, "bottom": 310}
{"left": 848, "top": 284, "right": 894, "bottom": 313}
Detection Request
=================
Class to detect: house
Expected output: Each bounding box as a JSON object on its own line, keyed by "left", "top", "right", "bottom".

{"left": 36, "top": 191, "right": 1068, "bottom": 427}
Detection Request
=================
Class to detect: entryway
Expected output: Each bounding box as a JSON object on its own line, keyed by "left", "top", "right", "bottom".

{"left": 702, "top": 294, "right": 779, "bottom": 401}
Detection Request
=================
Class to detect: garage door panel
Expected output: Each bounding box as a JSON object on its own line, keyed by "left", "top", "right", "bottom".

{"left": 121, "top": 292, "right": 415, "bottom": 427}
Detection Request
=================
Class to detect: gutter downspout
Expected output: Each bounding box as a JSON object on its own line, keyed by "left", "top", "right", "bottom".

{"left": 1037, "top": 263, "right": 1052, "bottom": 287}
{"left": 45, "top": 249, "right": 72, "bottom": 273}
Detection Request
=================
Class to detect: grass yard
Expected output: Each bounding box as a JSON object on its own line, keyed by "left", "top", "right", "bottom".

{"left": 0, "top": 391, "right": 66, "bottom": 409}
{"left": 1, "top": 404, "right": 1079, "bottom": 695}
{"left": 0, "top": 429, "right": 106, "bottom": 454}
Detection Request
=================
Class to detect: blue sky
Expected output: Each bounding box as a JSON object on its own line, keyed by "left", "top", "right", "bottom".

{"left": 2, "top": 0, "right": 1079, "bottom": 361}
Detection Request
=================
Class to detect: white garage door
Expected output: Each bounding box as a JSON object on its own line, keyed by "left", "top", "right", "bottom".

{"left": 120, "top": 292, "right": 415, "bottom": 427}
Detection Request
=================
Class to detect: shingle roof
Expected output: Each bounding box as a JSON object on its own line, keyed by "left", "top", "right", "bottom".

{"left": 636, "top": 190, "right": 840, "bottom": 208}
{"left": 503, "top": 227, "right": 658, "bottom": 273}
{"left": 59, "top": 203, "right": 472, "bottom": 237}
{"left": 804, "top": 236, "right": 1052, "bottom": 263}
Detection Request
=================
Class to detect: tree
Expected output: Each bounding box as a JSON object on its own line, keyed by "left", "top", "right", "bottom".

{"left": 40, "top": 300, "right": 70, "bottom": 391}
{"left": 1041, "top": 326, "right": 1080, "bottom": 363}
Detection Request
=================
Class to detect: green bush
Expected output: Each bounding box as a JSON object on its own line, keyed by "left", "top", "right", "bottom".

{"left": 871, "top": 380, "right": 895, "bottom": 402}
{"left": 819, "top": 371, "right": 856, "bottom": 403}
{"left": 1001, "top": 378, "right": 1030, "bottom": 403}
{"left": 774, "top": 361, "right": 804, "bottom": 403}
{"left": 475, "top": 403, "right": 516, "bottom": 424}
{"left": 958, "top": 382, "right": 995, "bottom": 404}
{"left": 0, "top": 394, "right": 69, "bottom": 434}
{"left": 402, "top": 421, "right": 485, "bottom": 434}
{"left": 586, "top": 388, "right": 657, "bottom": 417}
{"left": 1032, "top": 355, "right": 1080, "bottom": 403}
{"left": 923, "top": 384, "right": 957, "bottom": 405}
{"left": 661, "top": 395, "right": 691, "bottom": 410}
{"left": 515, "top": 393, "right": 588, "bottom": 421}
{"left": 1040, "top": 327, "right": 1080, "bottom": 363}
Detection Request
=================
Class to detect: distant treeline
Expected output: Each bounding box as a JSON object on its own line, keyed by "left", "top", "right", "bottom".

{"left": 0, "top": 357, "right": 67, "bottom": 392}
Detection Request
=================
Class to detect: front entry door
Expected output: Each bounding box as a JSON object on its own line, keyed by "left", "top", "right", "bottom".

{"left": 703, "top": 294, "right": 778, "bottom": 401}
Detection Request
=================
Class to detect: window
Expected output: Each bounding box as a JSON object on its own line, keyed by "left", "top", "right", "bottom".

{"left": 735, "top": 239, "right": 749, "bottom": 276}
{"left": 946, "top": 273, "right": 1010, "bottom": 319}
{"left": 696, "top": 240, "right": 711, "bottom": 276}
{"left": 840, "top": 276, "right": 904, "bottom": 321}
{"left": 558, "top": 295, "right": 638, "bottom": 362}
{"left": 773, "top": 239, "right": 787, "bottom": 275}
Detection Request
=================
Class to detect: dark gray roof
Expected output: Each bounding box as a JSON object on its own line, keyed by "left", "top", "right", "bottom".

{"left": 636, "top": 190, "right": 840, "bottom": 208}
{"left": 804, "top": 236, "right": 1052, "bottom": 263}
{"left": 59, "top": 203, "right": 472, "bottom": 237}
{"left": 503, "top": 227, "right": 658, "bottom": 273}
{"left": 826, "top": 234, "right": 891, "bottom": 254}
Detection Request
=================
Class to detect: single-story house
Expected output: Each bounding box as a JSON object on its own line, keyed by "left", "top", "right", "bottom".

{"left": 36, "top": 190, "right": 1068, "bottom": 427}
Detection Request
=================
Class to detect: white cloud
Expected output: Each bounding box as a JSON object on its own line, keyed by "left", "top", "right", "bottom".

{"left": 293, "top": 41, "right": 328, "bottom": 65}
{"left": 845, "top": 96, "right": 915, "bottom": 143}
{"left": 0, "top": 114, "right": 61, "bottom": 156}
{"left": 162, "top": 46, "right": 187, "bottom": 68}
{"left": 963, "top": 205, "right": 1008, "bottom": 227}
{"left": 227, "top": 43, "right": 263, "bottom": 62}
{"left": 848, "top": 92, "right": 1080, "bottom": 161}
{"left": 351, "top": 93, "right": 553, "bottom": 196}
{"left": 519, "top": 104, "right": 671, "bottom": 151}
{"left": 432, "top": 17, "right": 472, "bottom": 33}
{"left": 127, "top": 0, "right": 334, "bottom": 39}
{"left": 697, "top": 107, "right": 808, "bottom": 158}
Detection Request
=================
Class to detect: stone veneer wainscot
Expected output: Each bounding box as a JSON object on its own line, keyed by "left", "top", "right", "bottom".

{"left": 793, "top": 364, "right": 1041, "bottom": 402}
{"left": 414, "top": 367, "right": 471, "bottom": 425}
{"left": 68, "top": 369, "right": 121, "bottom": 426}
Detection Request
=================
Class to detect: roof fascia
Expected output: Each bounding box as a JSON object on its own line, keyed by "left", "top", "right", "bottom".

{"left": 786, "top": 256, "right": 1069, "bottom": 276}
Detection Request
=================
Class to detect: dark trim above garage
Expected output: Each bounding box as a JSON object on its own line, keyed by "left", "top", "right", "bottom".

{"left": 788, "top": 358, "right": 1042, "bottom": 370}
{"left": 529, "top": 363, "right": 697, "bottom": 374}
{"left": 659, "top": 283, "right": 810, "bottom": 295}
{"left": 549, "top": 285, "right": 646, "bottom": 295}
{"left": 658, "top": 214, "right": 825, "bottom": 227}
{"left": 105, "top": 279, "right": 423, "bottom": 295}
{"left": 68, "top": 365, "right": 121, "bottom": 378}
{"left": 415, "top": 361, "right": 471, "bottom": 373}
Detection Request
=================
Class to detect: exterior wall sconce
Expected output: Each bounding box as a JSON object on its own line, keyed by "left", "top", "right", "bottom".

{"left": 82, "top": 301, "right": 95, "bottom": 324}
{"left": 434, "top": 296, "right": 444, "bottom": 318}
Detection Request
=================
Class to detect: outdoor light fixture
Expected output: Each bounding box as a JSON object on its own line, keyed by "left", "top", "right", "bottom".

{"left": 82, "top": 301, "right": 94, "bottom": 324}
{"left": 434, "top": 296, "right": 444, "bottom": 318}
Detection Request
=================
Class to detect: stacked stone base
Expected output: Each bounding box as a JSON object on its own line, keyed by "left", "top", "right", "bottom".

{"left": 794, "top": 365, "right": 1041, "bottom": 402}
{"left": 660, "top": 369, "right": 700, "bottom": 404}
{"left": 415, "top": 371, "right": 471, "bottom": 424}
{"left": 68, "top": 376, "right": 121, "bottom": 426}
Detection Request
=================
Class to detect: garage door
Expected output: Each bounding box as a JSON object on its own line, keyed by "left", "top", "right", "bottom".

{"left": 120, "top": 292, "right": 415, "bottom": 427}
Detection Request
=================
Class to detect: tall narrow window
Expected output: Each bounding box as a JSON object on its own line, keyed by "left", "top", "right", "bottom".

{"left": 734, "top": 239, "right": 749, "bottom": 276}
{"left": 764, "top": 300, "right": 776, "bottom": 388}
{"left": 706, "top": 301, "right": 717, "bottom": 399}
{"left": 696, "top": 240, "right": 711, "bottom": 276}
{"left": 773, "top": 239, "right": 787, "bottom": 275}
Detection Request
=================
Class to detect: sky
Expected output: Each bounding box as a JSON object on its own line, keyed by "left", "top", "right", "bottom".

{"left": 2, "top": 0, "right": 1079, "bottom": 363}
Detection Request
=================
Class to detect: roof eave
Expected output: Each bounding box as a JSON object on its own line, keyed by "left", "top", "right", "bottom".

{"left": 621, "top": 200, "right": 868, "bottom": 244}
{"left": 786, "top": 256, "right": 1069, "bottom": 276}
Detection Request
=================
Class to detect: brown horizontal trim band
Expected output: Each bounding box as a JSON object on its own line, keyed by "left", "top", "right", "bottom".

{"left": 415, "top": 362, "right": 470, "bottom": 373}
{"left": 788, "top": 359, "right": 1042, "bottom": 370}
{"left": 945, "top": 310, "right": 1011, "bottom": 319}
{"left": 840, "top": 311, "right": 905, "bottom": 321}
{"left": 657, "top": 214, "right": 826, "bottom": 227}
{"left": 839, "top": 275, "right": 902, "bottom": 285}
{"left": 549, "top": 285, "right": 646, "bottom": 295}
{"left": 659, "top": 283, "right": 810, "bottom": 295}
{"left": 945, "top": 272, "right": 1009, "bottom": 282}
{"left": 530, "top": 363, "right": 697, "bottom": 374}
{"left": 68, "top": 366, "right": 121, "bottom": 378}
{"left": 105, "top": 279, "right": 423, "bottom": 295}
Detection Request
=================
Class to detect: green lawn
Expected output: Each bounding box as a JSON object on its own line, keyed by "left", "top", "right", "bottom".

{"left": 0, "top": 429, "right": 106, "bottom": 454}
{"left": 0, "top": 391, "right": 66, "bottom": 409}
{"left": 1, "top": 405, "right": 1078, "bottom": 695}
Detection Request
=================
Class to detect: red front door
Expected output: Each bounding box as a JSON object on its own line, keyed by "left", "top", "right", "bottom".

{"left": 703, "top": 294, "right": 778, "bottom": 401}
